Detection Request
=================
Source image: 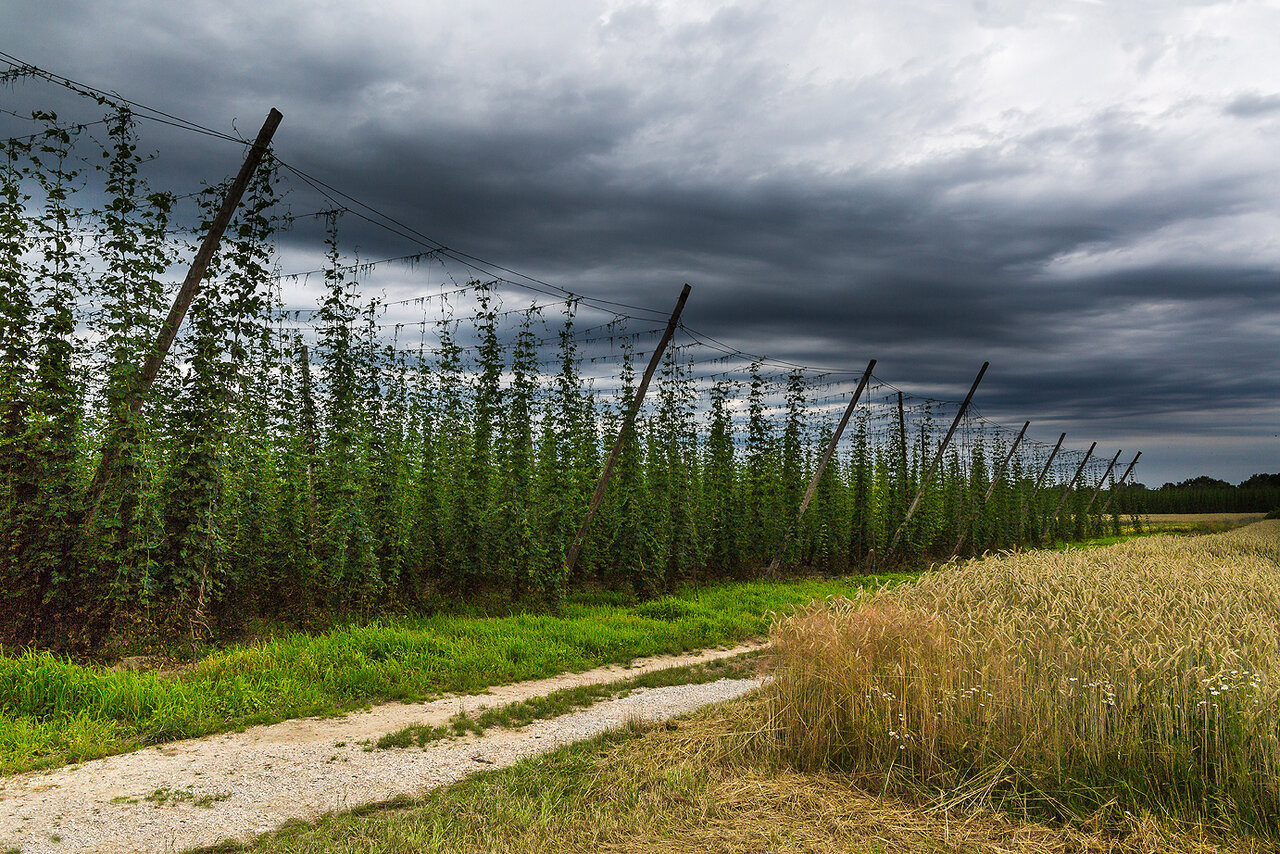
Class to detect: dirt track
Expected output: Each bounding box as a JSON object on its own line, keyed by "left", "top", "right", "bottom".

{"left": 0, "top": 642, "right": 764, "bottom": 854}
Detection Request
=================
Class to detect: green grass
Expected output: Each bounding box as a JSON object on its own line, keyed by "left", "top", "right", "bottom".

{"left": 144, "top": 785, "right": 232, "bottom": 807}
{"left": 374, "top": 650, "right": 764, "bottom": 749}
{"left": 0, "top": 575, "right": 912, "bottom": 776}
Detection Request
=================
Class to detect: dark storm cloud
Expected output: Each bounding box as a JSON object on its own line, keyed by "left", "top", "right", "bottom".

{"left": 4, "top": 0, "right": 1280, "bottom": 485}
{"left": 291, "top": 105, "right": 1280, "bottom": 488}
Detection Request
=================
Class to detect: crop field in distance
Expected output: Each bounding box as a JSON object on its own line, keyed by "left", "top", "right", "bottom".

{"left": 1142, "top": 512, "right": 1266, "bottom": 526}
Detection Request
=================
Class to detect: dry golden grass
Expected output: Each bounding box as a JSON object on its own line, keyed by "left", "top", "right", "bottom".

{"left": 767, "top": 521, "right": 1280, "bottom": 837}
{"left": 595, "top": 703, "right": 1252, "bottom": 854}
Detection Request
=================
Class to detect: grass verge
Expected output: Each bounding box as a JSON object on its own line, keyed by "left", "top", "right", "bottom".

{"left": 374, "top": 650, "right": 764, "bottom": 749}
{"left": 191, "top": 701, "right": 1252, "bottom": 854}
{"left": 0, "top": 575, "right": 909, "bottom": 776}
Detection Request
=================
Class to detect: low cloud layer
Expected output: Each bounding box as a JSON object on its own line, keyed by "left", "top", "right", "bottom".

{"left": 4, "top": 0, "right": 1279, "bottom": 484}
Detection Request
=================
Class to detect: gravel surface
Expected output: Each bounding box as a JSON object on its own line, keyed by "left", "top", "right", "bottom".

{"left": 0, "top": 643, "right": 764, "bottom": 854}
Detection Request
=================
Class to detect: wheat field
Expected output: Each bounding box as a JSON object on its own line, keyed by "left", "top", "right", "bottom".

{"left": 767, "top": 521, "right": 1280, "bottom": 835}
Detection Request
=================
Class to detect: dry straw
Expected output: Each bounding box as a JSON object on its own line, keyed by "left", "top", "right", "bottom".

{"left": 766, "top": 521, "right": 1280, "bottom": 835}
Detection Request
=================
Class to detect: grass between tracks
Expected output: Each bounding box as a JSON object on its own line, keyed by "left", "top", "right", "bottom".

{"left": 373, "top": 651, "right": 765, "bottom": 749}
{"left": 0, "top": 576, "right": 909, "bottom": 776}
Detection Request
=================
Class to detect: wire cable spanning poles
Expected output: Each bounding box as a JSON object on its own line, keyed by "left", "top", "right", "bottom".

{"left": 765, "top": 359, "right": 877, "bottom": 577}
{"left": 887, "top": 362, "right": 989, "bottom": 555}
{"left": 564, "top": 284, "right": 692, "bottom": 579}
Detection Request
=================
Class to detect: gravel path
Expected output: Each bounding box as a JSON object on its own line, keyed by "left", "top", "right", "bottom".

{"left": 0, "top": 642, "right": 764, "bottom": 854}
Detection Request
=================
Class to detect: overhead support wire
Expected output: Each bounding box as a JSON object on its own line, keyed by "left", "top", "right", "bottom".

{"left": 0, "top": 50, "right": 1126, "bottom": 478}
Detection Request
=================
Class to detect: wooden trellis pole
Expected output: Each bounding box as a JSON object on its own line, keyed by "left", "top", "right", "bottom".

{"left": 565, "top": 283, "right": 691, "bottom": 576}
{"left": 1100, "top": 451, "right": 1142, "bottom": 516}
{"left": 1025, "top": 432, "right": 1065, "bottom": 540}
{"left": 1082, "top": 448, "right": 1123, "bottom": 519}
{"left": 86, "top": 107, "right": 283, "bottom": 519}
{"left": 766, "top": 359, "right": 876, "bottom": 576}
{"left": 896, "top": 391, "right": 909, "bottom": 483}
{"left": 1047, "top": 441, "right": 1096, "bottom": 540}
{"left": 1028, "top": 432, "right": 1065, "bottom": 505}
{"left": 135, "top": 108, "right": 285, "bottom": 413}
{"left": 886, "top": 361, "right": 989, "bottom": 555}
{"left": 951, "top": 419, "right": 1029, "bottom": 558}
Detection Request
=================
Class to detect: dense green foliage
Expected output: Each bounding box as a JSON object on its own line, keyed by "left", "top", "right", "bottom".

{"left": 0, "top": 110, "right": 1120, "bottom": 652}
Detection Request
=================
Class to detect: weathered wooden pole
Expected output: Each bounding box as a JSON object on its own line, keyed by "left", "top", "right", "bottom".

{"left": 896, "top": 390, "right": 909, "bottom": 482}
{"left": 951, "top": 419, "right": 1029, "bottom": 558}
{"left": 1100, "top": 451, "right": 1142, "bottom": 516}
{"left": 1046, "top": 441, "right": 1096, "bottom": 540}
{"left": 766, "top": 359, "right": 876, "bottom": 576}
{"left": 1082, "top": 448, "right": 1123, "bottom": 519}
{"left": 1029, "top": 433, "right": 1066, "bottom": 505}
{"left": 138, "top": 108, "right": 284, "bottom": 412}
{"left": 564, "top": 283, "right": 691, "bottom": 576}
{"left": 87, "top": 108, "right": 283, "bottom": 517}
{"left": 886, "top": 361, "right": 989, "bottom": 555}
{"left": 1025, "top": 431, "right": 1065, "bottom": 539}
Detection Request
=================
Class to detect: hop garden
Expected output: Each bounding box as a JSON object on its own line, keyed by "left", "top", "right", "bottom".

{"left": 0, "top": 94, "right": 1129, "bottom": 653}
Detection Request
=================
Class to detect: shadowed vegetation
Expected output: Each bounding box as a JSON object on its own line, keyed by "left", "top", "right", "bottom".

{"left": 374, "top": 650, "right": 764, "bottom": 749}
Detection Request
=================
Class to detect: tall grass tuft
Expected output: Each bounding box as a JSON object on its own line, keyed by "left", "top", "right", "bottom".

{"left": 766, "top": 520, "right": 1280, "bottom": 836}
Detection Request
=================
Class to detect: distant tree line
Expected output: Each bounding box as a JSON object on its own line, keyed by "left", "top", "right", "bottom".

{"left": 1123, "top": 473, "right": 1280, "bottom": 514}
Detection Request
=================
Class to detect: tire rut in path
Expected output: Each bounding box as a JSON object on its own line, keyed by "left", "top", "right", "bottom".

{"left": 0, "top": 641, "right": 765, "bottom": 854}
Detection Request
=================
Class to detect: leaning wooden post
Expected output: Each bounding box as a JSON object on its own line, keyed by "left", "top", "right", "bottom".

{"left": 893, "top": 390, "right": 910, "bottom": 519}
{"left": 896, "top": 390, "right": 909, "bottom": 483}
{"left": 564, "top": 283, "right": 692, "bottom": 577}
{"left": 951, "top": 419, "right": 1029, "bottom": 558}
{"left": 86, "top": 108, "right": 283, "bottom": 519}
{"left": 1100, "top": 451, "right": 1142, "bottom": 516}
{"left": 886, "top": 361, "right": 989, "bottom": 555}
{"left": 1029, "top": 433, "right": 1066, "bottom": 505}
{"left": 142, "top": 109, "right": 283, "bottom": 412}
{"left": 1025, "top": 431, "right": 1065, "bottom": 539}
{"left": 766, "top": 359, "right": 876, "bottom": 576}
{"left": 1082, "top": 448, "right": 1123, "bottom": 520}
{"left": 1046, "top": 441, "right": 1096, "bottom": 541}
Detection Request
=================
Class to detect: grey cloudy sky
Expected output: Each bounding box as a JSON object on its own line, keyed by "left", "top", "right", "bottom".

{"left": 5, "top": 0, "right": 1280, "bottom": 485}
